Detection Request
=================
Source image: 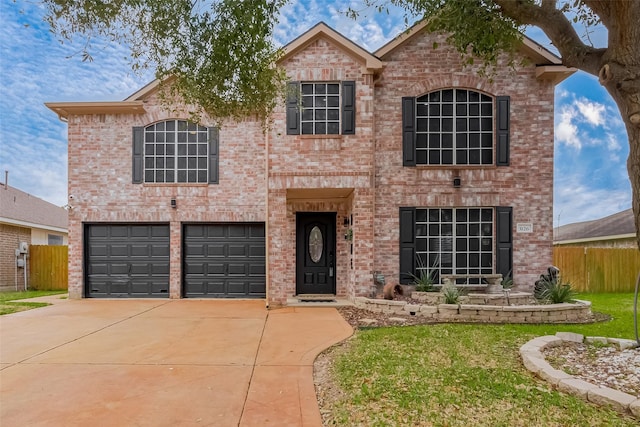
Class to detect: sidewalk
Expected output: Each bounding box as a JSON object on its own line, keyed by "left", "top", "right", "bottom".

{"left": 0, "top": 299, "right": 353, "bottom": 426}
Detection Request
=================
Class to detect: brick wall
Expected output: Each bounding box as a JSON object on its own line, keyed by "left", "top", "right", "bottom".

{"left": 373, "top": 31, "right": 555, "bottom": 290}
{"left": 0, "top": 224, "right": 30, "bottom": 290}
{"left": 266, "top": 38, "right": 376, "bottom": 305}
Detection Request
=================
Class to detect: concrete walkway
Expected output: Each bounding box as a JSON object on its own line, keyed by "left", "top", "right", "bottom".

{"left": 0, "top": 299, "right": 353, "bottom": 426}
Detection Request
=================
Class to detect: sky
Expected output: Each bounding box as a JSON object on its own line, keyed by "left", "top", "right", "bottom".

{"left": 0, "top": 0, "right": 632, "bottom": 228}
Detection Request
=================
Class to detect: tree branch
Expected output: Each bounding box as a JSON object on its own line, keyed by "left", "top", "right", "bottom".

{"left": 492, "top": 0, "right": 604, "bottom": 76}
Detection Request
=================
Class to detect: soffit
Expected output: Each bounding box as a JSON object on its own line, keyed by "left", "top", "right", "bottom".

{"left": 45, "top": 101, "right": 146, "bottom": 120}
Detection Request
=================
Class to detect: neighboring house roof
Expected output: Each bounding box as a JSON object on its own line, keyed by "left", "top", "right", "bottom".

{"left": 46, "top": 20, "right": 574, "bottom": 120}
{"left": 554, "top": 208, "right": 636, "bottom": 243}
{"left": 0, "top": 184, "right": 68, "bottom": 233}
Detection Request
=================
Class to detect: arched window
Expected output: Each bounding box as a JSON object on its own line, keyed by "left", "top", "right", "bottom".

{"left": 402, "top": 89, "right": 510, "bottom": 166}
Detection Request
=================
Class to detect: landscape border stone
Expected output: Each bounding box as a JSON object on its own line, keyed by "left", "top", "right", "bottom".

{"left": 353, "top": 296, "right": 593, "bottom": 324}
{"left": 520, "top": 333, "right": 640, "bottom": 419}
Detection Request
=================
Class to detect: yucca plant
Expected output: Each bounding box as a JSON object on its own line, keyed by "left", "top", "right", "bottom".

{"left": 411, "top": 255, "right": 439, "bottom": 292}
{"left": 535, "top": 276, "right": 576, "bottom": 304}
{"left": 441, "top": 284, "right": 462, "bottom": 304}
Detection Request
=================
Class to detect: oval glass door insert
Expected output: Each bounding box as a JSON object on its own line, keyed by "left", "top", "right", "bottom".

{"left": 309, "top": 226, "right": 323, "bottom": 263}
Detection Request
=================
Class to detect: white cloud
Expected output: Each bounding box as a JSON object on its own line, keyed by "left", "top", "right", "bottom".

{"left": 555, "top": 106, "right": 581, "bottom": 148}
{"left": 575, "top": 98, "right": 605, "bottom": 126}
{"left": 554, "top": 175, "right": 631, "bottom": 227}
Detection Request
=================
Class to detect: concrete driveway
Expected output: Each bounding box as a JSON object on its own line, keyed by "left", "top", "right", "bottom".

{"left": 0, "top": 298, "right": 353, "bottom": 426}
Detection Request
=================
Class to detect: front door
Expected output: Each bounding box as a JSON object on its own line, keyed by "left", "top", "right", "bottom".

{"left": 296, "top": 212, "right": 336, "bottom": 295}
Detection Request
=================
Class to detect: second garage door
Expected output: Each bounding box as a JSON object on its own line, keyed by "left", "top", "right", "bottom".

{"left": 183, "top": 223, "right": 266, "bottom": 298}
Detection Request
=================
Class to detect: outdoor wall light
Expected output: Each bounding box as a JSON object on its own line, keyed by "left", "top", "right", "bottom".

{"left": 171, "top": 198, "right": 177, "bottom": 209}
{"left": 453, "top": 177, "right": 461, "bottom": 188}
{"left": 343, "top": 217, "right": 349, "bottom": 227}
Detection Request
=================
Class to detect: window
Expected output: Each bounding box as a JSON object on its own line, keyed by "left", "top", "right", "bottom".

{"left": 402, "top": 91, "right": 510, "bottom": 167}
{"left": 286, "top": 81, "right": 355, "bottom": 135}
{"left": 301, "top": 83, "right": 341, "bottom": 134}
{"left": 399, "top": 206, "right": 512, "bottom": 285}
{"left": 48, "top": 234, "right": 63, "bottom": 245}
{"left": 415, "top": 208, "right": 493, "bottom": 284}
{"left": 132, "top": 120, "right": 219, "bottom": 184}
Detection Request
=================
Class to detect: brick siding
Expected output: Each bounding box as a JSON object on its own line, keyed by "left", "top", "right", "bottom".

{"left": 63, "top": 27, "right": 556, "bottom": 304}
{"left": 0, "top": 224, "right": 30, "bottom": 290}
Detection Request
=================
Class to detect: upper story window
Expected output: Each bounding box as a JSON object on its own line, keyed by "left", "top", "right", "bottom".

{"left": 132, "top": 120, "right": 219, "bottom": 184}
{"left": 286, "top": 81, "right": 355, "bottom": 135}
{"left": 402, "top": 90, "right": 510, "bottom": 167}
{"left": 301, "top": 83, "right": 340, "bottom": 134}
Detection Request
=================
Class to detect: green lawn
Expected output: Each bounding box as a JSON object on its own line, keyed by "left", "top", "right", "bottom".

{"left": 0, "top": 290, "right": 67, "bottom": 315}
{"left": 327, "top": 293, "right": 638, "bottom": 426}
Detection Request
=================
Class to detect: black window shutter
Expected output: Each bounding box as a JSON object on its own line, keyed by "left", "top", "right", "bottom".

{"left": 286, "top": 81, "right": 300, "bottom": 135}
{"left": 399, "top": 207, "right": 416, "bottom": 284}
{"left": 402, "top": 97, "right": 416, "bottom": 166}
{"left": 496, "top": 206, "right": 513, "bottom": 279}
{"left": 342, "top": 81, "right": 356, "bottom": 134}
{"left": 132, "top": 126, "right": 143, "bottom": 184}
{"left": 208, "top": 127, "right": 219, "bottom": 184}
{"left": 496, "top": 96, "right": 510, "bottom": 166}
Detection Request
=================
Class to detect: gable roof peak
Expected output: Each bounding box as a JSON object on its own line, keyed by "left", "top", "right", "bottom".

{"left": 280, "top": 21, "right": 383, "bottom": 72}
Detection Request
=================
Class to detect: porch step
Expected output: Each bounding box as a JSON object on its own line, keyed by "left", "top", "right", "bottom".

{"left": 287, "top": 295, "right": 353, "bottom": 307}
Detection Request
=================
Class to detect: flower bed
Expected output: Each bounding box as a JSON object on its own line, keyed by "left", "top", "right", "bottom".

{"left": 353, "top": 296, "right": 593, "bottom": 324}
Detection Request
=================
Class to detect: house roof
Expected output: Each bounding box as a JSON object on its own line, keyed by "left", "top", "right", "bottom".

{"left": 375, "top": 20, "right": 575, "bottom": 84}
{"left": 0, "top": 184, "right": 68, "bottom": 233}
{"left": 46, "top": 20, "right": 574, "bottom": 119}
{"left": 278, "top": 22, "right": 384, "bottom": 72}
{"left": 554, "top": 208, "right": 636, "bottom": 243}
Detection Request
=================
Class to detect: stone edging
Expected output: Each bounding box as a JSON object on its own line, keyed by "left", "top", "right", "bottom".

{"left": 520, "top": 333, "right": 639, "bottom": 419}
{"left": 354, "top": 297, "right": 593, "bottom": 323}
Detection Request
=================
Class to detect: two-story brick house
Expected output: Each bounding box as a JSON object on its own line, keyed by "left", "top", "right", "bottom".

{"left": 46, "top": 22, "right": 573, "bottom": 306}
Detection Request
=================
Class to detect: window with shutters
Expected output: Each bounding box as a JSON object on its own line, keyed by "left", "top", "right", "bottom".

{"left": 403, "top": 90, "right": 510, "bottom": 166}
{"left": 399, "top": 206, "right": 512, "bottom": 285}
{"left": 415, "top": 208, "right": 494, "bottom": 284}
{"left": 286, "top": 81, "right": 355, "bottom": 135}
{"left": 132, "top": 120, "right": 219, "bottom": 184}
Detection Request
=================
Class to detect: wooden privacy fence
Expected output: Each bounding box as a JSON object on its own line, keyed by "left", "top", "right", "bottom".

{"left": 29, "top": 245, "right": 68, "bottom": 291}
{"left": 553, "top": 247, "right": 640, "bottom": 293}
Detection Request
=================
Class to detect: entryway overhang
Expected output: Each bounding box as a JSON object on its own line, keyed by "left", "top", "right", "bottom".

{"left": 286, "top": 188, "right": 354, "bottom": 203}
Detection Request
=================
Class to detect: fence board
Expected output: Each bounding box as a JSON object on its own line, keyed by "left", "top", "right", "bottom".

{"left": 29, "top": 245, "right": 68, "bottom": 291}
{"left": 553, "top": 246, "right": 640, "bottom": 292}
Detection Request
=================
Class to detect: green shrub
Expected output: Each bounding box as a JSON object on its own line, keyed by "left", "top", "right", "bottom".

{"left": 411, "top": 255, "right": 438, "bottom": 292}
{"left": 501, "top": 270, "right": 513, "bottom": 289}
{"left": 441, "top": 284, "right": 462, "bottom": 304}
{"left": 535, "top": 277, "right": 576, "bottom": 303}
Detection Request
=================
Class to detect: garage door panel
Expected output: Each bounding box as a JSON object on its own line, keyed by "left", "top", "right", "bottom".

{"left": 109, "top": 226, "right": 129, "bottom": 238}
{"left": 151, "top": 225, "right": 170, "bottom": 238}
{"left": 185, "top": 243, "right": 205, "bottom": 256}
{"left": 249, "top": 245, "right": 265, "bottom": 257}
{"left": 249, "top": 263, "right": 265, "bottom": 275}
{"left": 206, "top": 244, "right": 225, "bottom": 257}
{"left": 228, "top": 245, "right": 247, "bottom": 257}
{"left": 151, "top": 245, "right": 170, "bottom": 257}
{"left": 228, "top": 264, "right": 247, "bottom": 275}
{"left": 110, "top": 245, "right": 129, "bottom": 257}
{"left": 85, "top": 224, "right": 169, "bottom": 298}
{"left": 184, "top": 223, "right": 265, "bottom": 298}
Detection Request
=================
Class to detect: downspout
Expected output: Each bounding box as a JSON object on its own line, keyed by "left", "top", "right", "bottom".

{"left": 264, "top": 120, "right": 270, "bottom": 309}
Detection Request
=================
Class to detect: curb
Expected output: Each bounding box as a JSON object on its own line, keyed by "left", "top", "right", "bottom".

{"left": 520, "top": 333, "right": 639, "bottom": 419}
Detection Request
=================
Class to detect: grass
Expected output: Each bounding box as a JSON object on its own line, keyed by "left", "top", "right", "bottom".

{"left": 327, "top": 292, "right": 638, "bottom": 426}
{"left": 0, "top": 290, "right": 67, "bottom": 315}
